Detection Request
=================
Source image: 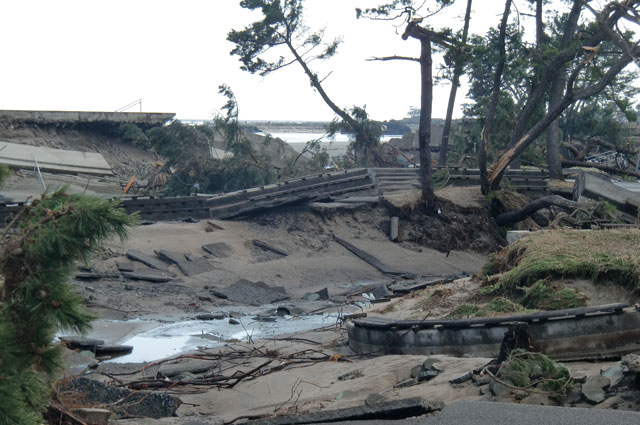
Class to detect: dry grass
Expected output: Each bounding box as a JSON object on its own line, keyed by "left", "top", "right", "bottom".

{"left": 483, "top": 229, "right": 640, "bottom": 295}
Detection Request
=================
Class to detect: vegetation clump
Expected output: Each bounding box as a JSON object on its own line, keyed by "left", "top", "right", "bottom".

{"left": 482, "top": 229, "right": 640, "bottom": 295}
{"left": 0, "top": 189, "right": 135, "bottom": 425}
{"left": 498, "top": 349, "right": 573, "bottom": 395}
{"left": 520, "top": 280, "right": 586, "bottom": 311}
{"left": 448, "top": 297, "right": 529, "bottom": 318}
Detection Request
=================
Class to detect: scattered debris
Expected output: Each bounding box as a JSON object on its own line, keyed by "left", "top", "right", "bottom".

{"left": 59, "top": 377, "right": 182, "bottom": 418}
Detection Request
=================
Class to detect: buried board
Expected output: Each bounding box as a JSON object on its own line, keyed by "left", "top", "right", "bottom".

{"left": 348, "top": 304, "right": 640, "bottom": 360}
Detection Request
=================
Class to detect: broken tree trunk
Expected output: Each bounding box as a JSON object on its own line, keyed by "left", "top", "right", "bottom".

{"left": 479, "top": 0, "right": 512, "bottom": 195}
{"left": 495, "top": 195, "right": 581, "bottom": 226}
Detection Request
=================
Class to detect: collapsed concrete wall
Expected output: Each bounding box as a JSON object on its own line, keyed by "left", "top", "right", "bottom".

{"left": 348, "top": 304, "right": 640, "bottom": 361}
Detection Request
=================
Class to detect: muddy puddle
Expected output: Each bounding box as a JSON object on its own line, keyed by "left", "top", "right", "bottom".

{"left": 72, "top": 306, "right": 344, "bottom": 363}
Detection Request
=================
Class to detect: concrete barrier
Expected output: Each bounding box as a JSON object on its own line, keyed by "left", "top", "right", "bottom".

{"left": 348, "top": 304, "right": 640, "bottom": 361}
{"left": 0, "top": 141, "right": 112, "bottom": 175}
{"left": 0, "top": 110, "right": 174, "bottom": 127}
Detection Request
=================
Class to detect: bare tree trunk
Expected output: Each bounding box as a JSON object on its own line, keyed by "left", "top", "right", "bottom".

{"left": 504, "top": 0, "right": 585, "bottom": 171}
{"left": 546, "top": 0, "right": 583, "bottom": 180}
{"left": 546, "top": 76, "right": 564, "bottom": 179}
{"left": 479, "top": 0, "right": 512, "bottom": 195}
{"left": 489, "top": 50, "right": 634, "bottom": 189}
{"left": 285, "top": 40, "right": 372, "bottom": 157}
{"left": 419, "top": 37, "right": 436, "bottom": 213}
{"left": 438, "top": 0, "right": 472, "bottom": 166}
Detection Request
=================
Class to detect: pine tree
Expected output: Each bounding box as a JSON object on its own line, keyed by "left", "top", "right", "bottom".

{"left": 0, "top": 188, "right": 136, "bottom": 425}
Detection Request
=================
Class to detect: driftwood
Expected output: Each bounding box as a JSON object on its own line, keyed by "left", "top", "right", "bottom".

{"left": 495, "top": 195, "right": 581, "bottom": 226}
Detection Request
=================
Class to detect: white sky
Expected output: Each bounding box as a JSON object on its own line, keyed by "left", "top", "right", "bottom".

{"left": 0, "top": 1, "right": 531, "bottom": 121}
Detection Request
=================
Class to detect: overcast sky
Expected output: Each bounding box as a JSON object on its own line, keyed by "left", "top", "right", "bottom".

{"left": 0, "top": 1, "right": 527, "bottom": 122}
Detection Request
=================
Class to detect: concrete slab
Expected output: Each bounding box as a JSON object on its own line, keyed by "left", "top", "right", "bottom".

{"left": 0, "top": 109, "right": 174, "bottom": 127}
{"left": 202, "top": 242, "right": 233, "bottom": 258}
{"left": 126, "top": 249, "right": 169, "bottom": 270}
{"left": 216, "top": 279, "right": 289, "bottom": 306}
{"left": 249, "top": 397, "right": 443, "bottom": 425}
{"left": 0, "top": 141, "right": 112, "bottom": 175}
{"left": 155, "top": 249, "right": 214, "bottom": 276}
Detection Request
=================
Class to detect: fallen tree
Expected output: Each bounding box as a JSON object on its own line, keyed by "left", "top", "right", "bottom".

{"left": 495, "top": 195, "right": 581, "bottom": 226}
{"left": 561, "top": 159, "right": 640, "bottom": 178}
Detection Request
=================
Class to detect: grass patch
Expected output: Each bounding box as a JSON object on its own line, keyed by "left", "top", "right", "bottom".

{"left": 520, "top": 280, "right": 586, "bottom": 310}
{"left": 498, "top": 349, "right": 572, "bottom": 395}
{"left": 448, "top": 297, "right": 531, "bottom": 318}
{"left": 482, "top": 229, "right": 640, "bottom": 295}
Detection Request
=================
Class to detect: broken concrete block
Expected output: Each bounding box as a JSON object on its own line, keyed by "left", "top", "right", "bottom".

{"left": 216, "top": 279, "right": 289, "bottom": 306}
{"left": 196, "top": 313, "right": 226, "bottom": 321}
{"left": 155, "top": 249, "right": 215, "bottom": 276}
{"left": 126, "top": 249, "right": 169, "bottom": 270}
{"left": 252, "top": 239, "right": 288, "bottom": 256}
{"left": 489, "top": 380, "right": 512, "bottom": 397}
{"left": 565, "top": 387, "right": 583, "bottom": 405}
{"left": 394, "top": 378, "right": 417, "bottom": 388}
{"left": 410, "top": 364, "right": 424, "bottom": 379}
{"left": 303, "top": 287, "right": 330, "bottom": 301}
{"left": 449, "top": 371, "right": 472, "bottom": 385}
{"left": 423, "top": 357, "right": 440, "bottom": 371}
{"left": 365, "top": 393, "right": 385, "bottom": 406}
{"left": 473, "top": 374, "right": 491, "bottom": 386}
{"left": 417, "top": 370, "right": 439, "bottom": 382}
{"left": 582, "top": 375, "right": 611, "bottom": 404}
{"left": 58, "top": 336, "right": 105, "bottom": 351}
{"left": 115, "top": 261, "right": 135, "bottom": 272}
{"left": 62, "top": 377, "right": 181, "bottom": 418}
{"left": 601, "top": 364, "right": 625, "bottom": 387}
{"left": 622, "top": 353, "right": 640, "bottom": 374}
{"left": 390, "top": 216, "right": 399, "bottom": 241}
{"left": 338, "top": 370, "right": 364, "bottom": 381}
{"left": 122, "top": 268, "right": 174, "bottom": 283}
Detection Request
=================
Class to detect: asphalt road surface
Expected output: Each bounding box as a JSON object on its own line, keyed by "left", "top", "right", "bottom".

{"left": 319, "top": 400, "right": 640, "bottom": 425}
